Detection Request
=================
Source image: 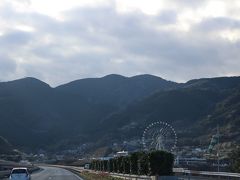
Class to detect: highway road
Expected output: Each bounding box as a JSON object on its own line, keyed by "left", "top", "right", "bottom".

{"left": 30, "top": 166, "right": 84, "bottom": 180}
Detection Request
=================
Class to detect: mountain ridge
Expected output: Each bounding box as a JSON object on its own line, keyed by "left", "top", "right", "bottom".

{"left": 0, "top": 75, "right": 239, "bottom": 154}
{"left": 0, "top": 74, "right": 177, "bottom": 151}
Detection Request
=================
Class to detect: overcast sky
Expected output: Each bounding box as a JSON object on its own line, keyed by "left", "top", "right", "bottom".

{"left": 0, "top": 0, "right": 240, "bottom": 86}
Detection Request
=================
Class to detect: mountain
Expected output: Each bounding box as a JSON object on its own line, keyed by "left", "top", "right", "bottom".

{"left": 56, "top": 74, "right": 178, "bottom": 106}
{"left": 0, "top": 77, "right": 63, "bottom": 148}
{"left": 0, "top": 75, "right": 239, "bottom": 154}
{"left": 199, "top": 89, "right": 240, "bottom": 142}
{"left": 0, "top": 75, "right": 177, "bottom": 151}
{"left": 184, "top": 76, "right": 240, "bottom": 90}
{"left": 93, "top": 76, "right": 240, "bottom": 147}
{"left": 0, "top": 136, "right": 16, "bottom": 155}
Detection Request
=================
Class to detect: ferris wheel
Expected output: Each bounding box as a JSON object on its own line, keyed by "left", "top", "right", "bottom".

{"left": 142, "top": 121, "right": 177, "bottom": 152}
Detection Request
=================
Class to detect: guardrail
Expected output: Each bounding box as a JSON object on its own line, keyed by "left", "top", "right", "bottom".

{"left": 44, "top": 165, "right": 240, "bottom": 180}
{"left": 110, "top": 172, "right": 151, "bottom": 180}
{"left": 173, "top": 168, "right": 240, "bottom": 179}
{"left": 0, "top": 170, "right": 10, "bottom": 179}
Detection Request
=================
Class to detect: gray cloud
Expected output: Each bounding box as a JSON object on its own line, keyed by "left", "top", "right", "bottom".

{"left": 194, "top": 17, "right": 240, "bottom": 32}
{"left": 0, "top": 55, "right": 17, "bottom": 80}
{"left": 0, "top": 31, "right": 33, "bottom": 46}
{"left": 0, "top": 1, "right": 240, "bottom": 85}
{"left": 156, "top": 10, "right": 177, "bottom": 24}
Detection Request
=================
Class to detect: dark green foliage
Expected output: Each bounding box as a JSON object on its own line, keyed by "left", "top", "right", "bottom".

{"left": 137, "top": 151, "right": 149, "bottom": 175}
{"left": 116, "top": 156, "right": 124, "bottom": 173}
{"left": 90, "top": 151, "right": 174, "bottom": 176}
{"left": 122, "top": 156, "right": 130, "bottom": 174}
{"left": 96, "top": 160, "right": 101, "bottom": 171}
{"left": 103, "top": 160, "right": 108, "bottom": 171}
{"left": 129, "top": 152, "right": 139, "bottom": 174}
{"left": 113, "top": 158, "right": 118, "bottom": 173}
{"left": 90, "top": 160, "right": 96, "bottom": 170}
{"left": 149, "top": 151, "right": 174, "bottom": 176}
{"left": 109, "top": 159, "right": 114, "bottom": 172}
{"left": 229, "top": 146, "right": 240, "bottom": 173}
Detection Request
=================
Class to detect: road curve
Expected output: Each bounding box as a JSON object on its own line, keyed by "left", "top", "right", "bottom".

{"left": 31, "top": 166, "right": 83, "bottom": 180}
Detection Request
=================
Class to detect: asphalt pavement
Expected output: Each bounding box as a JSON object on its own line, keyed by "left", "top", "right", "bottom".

{"left": 30, "top": 166, "right": 83, "bottom": 180}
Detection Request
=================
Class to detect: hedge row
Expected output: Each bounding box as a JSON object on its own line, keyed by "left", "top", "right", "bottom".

{"left": 90, "top": 151, "right": 174, "bottom": 176}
